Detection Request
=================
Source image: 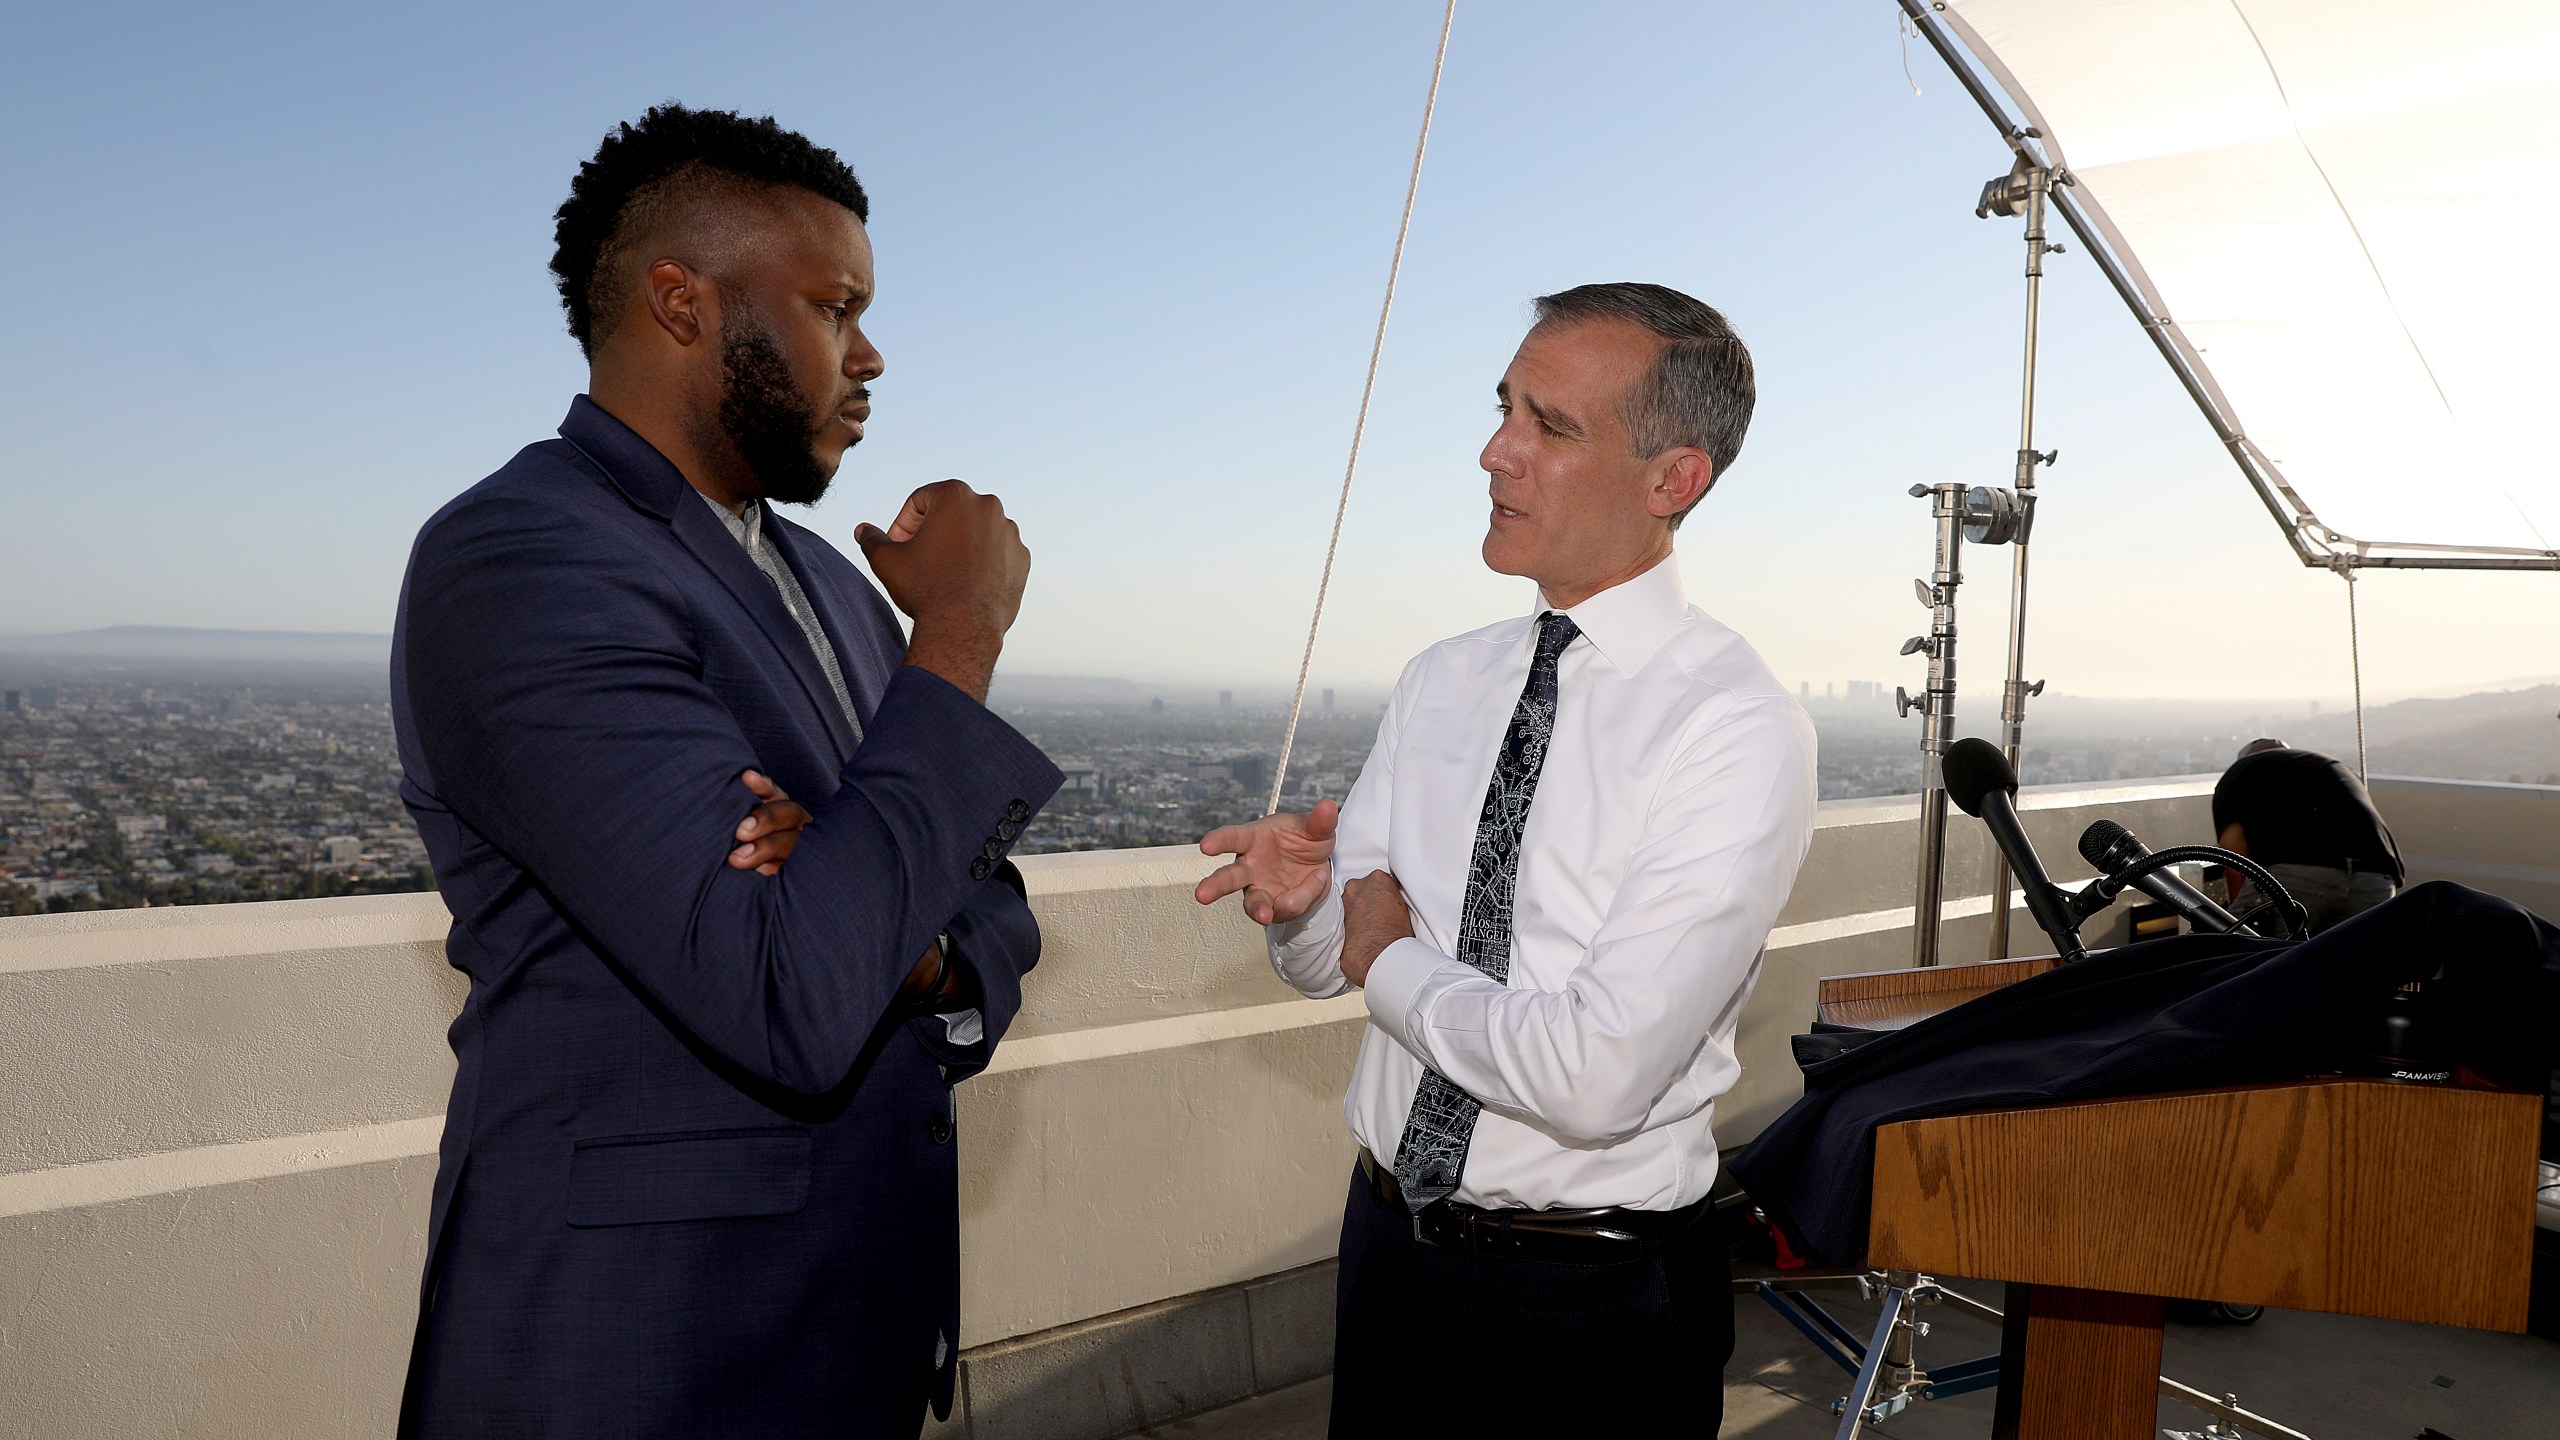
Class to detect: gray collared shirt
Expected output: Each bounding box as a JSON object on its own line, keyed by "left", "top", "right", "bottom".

{"left": 700, "top": 493, "right": 863, "bottom": 745}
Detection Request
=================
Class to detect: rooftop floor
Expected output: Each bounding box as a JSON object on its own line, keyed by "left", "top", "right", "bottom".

{"left": 1129, "top": 1261, "right": 2560, "bottom": 1440}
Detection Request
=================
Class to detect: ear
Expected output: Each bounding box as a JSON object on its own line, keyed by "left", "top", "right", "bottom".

{"left": 641, "top": 258, "right": 715, "bottom": 348}
{"left": 1646, "top": 448, "right": 1714, "bottom": 521}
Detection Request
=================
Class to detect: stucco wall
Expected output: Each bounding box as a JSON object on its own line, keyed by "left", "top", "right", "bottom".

{"left": 1, "top": 776, "right": 2243, "bottom": 1437}
{"left": 2372, "top": 775, "right": 2560, "bottom": 923}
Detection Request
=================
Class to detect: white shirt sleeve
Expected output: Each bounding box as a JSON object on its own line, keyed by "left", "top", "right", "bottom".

{"left": 1358, "top": 695, "right": 1818, "bottom": 1145}
{"left": 1263, "top": 665, "right": 1413, "bottom": 999}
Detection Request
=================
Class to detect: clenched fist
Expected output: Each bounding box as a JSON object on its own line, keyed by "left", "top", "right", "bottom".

{"left": 855, "top": 479, "right": 1029, "bottom": 702}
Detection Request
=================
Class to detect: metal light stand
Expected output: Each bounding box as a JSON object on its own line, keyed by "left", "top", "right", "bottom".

{"left": 1897, "top": 477, "right": 2032, "bottom": 967}
{"left": 1746, "top": 1269, "right": 2004, "bottom": 1435}
{"left": 1741, "top": 1269, "right": 2314, "bottom": 1440}
{"left": 1978, "top": 154, "right": 2060, "bottom": 963}
{"left": 1897, "top": 483, "right": 1970, "bottom": 967}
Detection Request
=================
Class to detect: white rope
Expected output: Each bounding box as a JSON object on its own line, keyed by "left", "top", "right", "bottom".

{"left": 2344, "top": 568, "right": 2368, "bottom": 782}
{"left": 1265, "top": 0, "right": 1458, "bottom": 816}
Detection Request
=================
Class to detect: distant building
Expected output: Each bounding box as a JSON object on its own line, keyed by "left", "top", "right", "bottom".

{"left": 1150, "top": 697, "right": 1164, "bottom": 715}
{"left": 3, "top": 690, "right": 19, "bottom": 714}
{"left": 1799, "top": 681, "right": 1811, "bottom": 704}
{"left": 1058, "top": 766, "right": 1102, "bottom": 794}
{"left": 114, "top": 815, "right": 166, "bottom": 840}
{"left": 1228, "top": 755, "right": 1270, "bottom": 794}
{"left": 1323, "top": 689, "right": 1334, "bottom": 714}
{"left": 317, "top": 836, "right": 362, "bottom": 866}
{"left": 29, "top": 688, "right": 57, "bottom": 712}
{"left": 1219, "top": 691, "right": 1233, "bottom": 711}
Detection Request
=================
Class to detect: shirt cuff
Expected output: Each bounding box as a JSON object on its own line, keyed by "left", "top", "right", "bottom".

{"left": 1361, "top": 936, "right": 1472, "bottom": 1061}
{"left": 939, "top": 1009, "right": 984, "bottom": 1047}
{"left": 1265, "top": 887, "right": 1352, "bottom": 997}
{"left": 1265, "top": 884, "right": 1340, "bottom": 948}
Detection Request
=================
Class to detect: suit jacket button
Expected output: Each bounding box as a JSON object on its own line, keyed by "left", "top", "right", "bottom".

{"left": 928, "top": 1117, "right": 955, "bottom": 1145}
{"left": 1006, "top": 799, "right": 1030, "bottom": 823}
{"left": 969, "top": 858, "right": 993, "bottom": 881}
{"left": 996, "top": 819, "right": 1019, "bottom": 842}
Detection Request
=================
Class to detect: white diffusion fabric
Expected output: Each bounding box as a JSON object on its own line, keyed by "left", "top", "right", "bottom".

{"left": 1942, "top": 0, "right": 2560, "bottom": 558}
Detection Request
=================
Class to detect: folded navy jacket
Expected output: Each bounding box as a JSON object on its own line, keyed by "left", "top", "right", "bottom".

{"left": 1729, "top": 882, "right": 2558, "bottom": 1267}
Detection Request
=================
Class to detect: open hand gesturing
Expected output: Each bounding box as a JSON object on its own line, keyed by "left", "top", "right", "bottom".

{"left": 1194, "top": 798, "right": 1341, "bottom": 926}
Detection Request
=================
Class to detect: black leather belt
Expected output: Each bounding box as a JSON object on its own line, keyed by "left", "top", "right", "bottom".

{"left": 1357, "top": 1149, "right": 1700, "bottom": 1266}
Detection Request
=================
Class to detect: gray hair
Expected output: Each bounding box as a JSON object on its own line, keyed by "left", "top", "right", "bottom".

{"left": 1530, "top": 282, "right": 1755, "bottom": 527}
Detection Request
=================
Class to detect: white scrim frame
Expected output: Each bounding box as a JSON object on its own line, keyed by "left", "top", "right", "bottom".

{"left": 1900, "top": 1, "right": 2559, "bottom": 573}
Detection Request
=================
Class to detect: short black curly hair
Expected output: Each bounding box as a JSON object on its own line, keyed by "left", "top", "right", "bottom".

{"left": 550, "top": 103, "right": 869, "bottom": 356}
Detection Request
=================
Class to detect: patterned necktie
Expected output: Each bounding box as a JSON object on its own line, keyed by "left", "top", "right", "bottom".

{"left": 1391, "top": 609, "right": 1581, "bottom": 1212}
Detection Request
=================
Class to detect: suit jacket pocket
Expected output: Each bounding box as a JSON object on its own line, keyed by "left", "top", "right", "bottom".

{"left": 566, "top": 1127, "right": 812, "bottom": 1227}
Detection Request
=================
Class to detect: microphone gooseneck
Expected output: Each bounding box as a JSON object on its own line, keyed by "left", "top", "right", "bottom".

{"left": 1940, "top": 738, "right": 2087, "bottom": 960}
{"left": 2075, "top": 820, "right": 2255, "bottom": 937}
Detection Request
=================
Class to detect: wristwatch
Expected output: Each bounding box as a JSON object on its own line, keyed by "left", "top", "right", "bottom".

{"left": 915, "top": 931, "right": 959, "bottom": 1014}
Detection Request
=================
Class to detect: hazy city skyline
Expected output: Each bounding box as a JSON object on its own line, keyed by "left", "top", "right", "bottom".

{"left": 9, "top": 649, "right": 2550, "bottom": 914}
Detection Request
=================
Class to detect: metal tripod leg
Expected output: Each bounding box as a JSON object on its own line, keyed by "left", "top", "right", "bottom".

{"left": 1832, "top": 1276, "right": 1913, "bottom": 1440}
{"left": 2158, "top": 1378, "right": 2312, "bottom": 1440}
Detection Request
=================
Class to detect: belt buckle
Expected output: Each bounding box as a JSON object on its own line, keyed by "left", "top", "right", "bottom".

{"left": 1409, "top": 1196, "right": 1445, "bottom": 1248}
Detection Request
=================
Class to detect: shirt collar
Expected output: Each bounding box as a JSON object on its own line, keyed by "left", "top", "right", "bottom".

{"left": 1535, "top": 553, "right": 1689, "bottom": 674}
{"left": 697, "top": 489, "right": 764, "bottom": 549}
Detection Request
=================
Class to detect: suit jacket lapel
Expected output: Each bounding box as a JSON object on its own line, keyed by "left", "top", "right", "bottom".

{"left": 761, "top": 516, "right": 898, "bottom": 733}
{"left": 665, "top": 503, "right": 862, "bottom": 760}
{"left": 555, "top": 396, "right": 860, "bottom": 763}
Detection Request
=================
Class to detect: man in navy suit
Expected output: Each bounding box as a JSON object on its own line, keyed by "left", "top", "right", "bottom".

{"left": 391, "top": 104, "right": 1062, "bottom": 1437}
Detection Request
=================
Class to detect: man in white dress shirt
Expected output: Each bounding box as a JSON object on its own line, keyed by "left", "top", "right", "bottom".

{"left": 1197, "top": 283, "right": 1817, "bottom": 1434}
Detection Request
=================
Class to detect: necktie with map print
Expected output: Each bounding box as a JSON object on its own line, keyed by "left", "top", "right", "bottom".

{"left": 1391, "top": 610, "right": 1581, "bottom": 1211}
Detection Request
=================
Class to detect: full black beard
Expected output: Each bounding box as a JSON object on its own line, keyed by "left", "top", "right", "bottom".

{"left": 716, "top": 307, "right": 841, "bottom": 506}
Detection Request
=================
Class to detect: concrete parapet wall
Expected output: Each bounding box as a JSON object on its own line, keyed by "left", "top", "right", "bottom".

{"left": 2373, "top": 775, "right": 2560, "bottom": 925}
{"left": 1, "top": 775, "right": 2243, "bottom": 1438}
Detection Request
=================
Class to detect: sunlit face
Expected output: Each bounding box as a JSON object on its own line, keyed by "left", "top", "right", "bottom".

{"left": 712, "top": 189, "right": 884, "bottom": 502}
{"left": 1478, "top": 317, "right": 1678, "bottom": 602}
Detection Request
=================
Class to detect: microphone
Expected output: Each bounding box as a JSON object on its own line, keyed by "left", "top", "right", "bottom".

{"left": 1941, "top": 738, "right": 2088, "bottom": 961}
{"left": 2079, "top": 820, "right": 2247, "bottom": 935}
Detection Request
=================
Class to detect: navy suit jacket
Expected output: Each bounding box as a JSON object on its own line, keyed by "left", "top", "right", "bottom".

{"left": 391, "top": 396, "right": 1062, "bottom": 1437}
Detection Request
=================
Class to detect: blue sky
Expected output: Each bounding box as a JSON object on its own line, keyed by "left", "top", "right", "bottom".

{"left": 3, "top": 0, "right": 2550, "bottom": 702}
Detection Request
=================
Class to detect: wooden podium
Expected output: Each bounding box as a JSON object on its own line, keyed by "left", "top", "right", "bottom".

{"left": 1820, "top": 964, "right": 2541, "bottom": 1439}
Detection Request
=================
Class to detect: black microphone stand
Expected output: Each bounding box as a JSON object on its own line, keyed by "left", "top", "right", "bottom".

{"left": 2064, "top": 844, "right": 2309, "bottom": 941}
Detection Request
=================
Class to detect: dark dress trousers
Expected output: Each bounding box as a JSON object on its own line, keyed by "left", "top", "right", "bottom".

{"left": 390, "top": 397, "right": 1063, "bottom": 1437}
{"left": 1328, "top": 1166, "right": 1734, "bottom": 1434}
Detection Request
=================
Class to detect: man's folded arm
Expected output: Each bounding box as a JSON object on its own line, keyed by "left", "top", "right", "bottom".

{"left": 403, "top": 496, "right": 1062, "bottom": 1094}
{"left": 1362, "top": 697, "right": 1818, "bottom": 1143}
